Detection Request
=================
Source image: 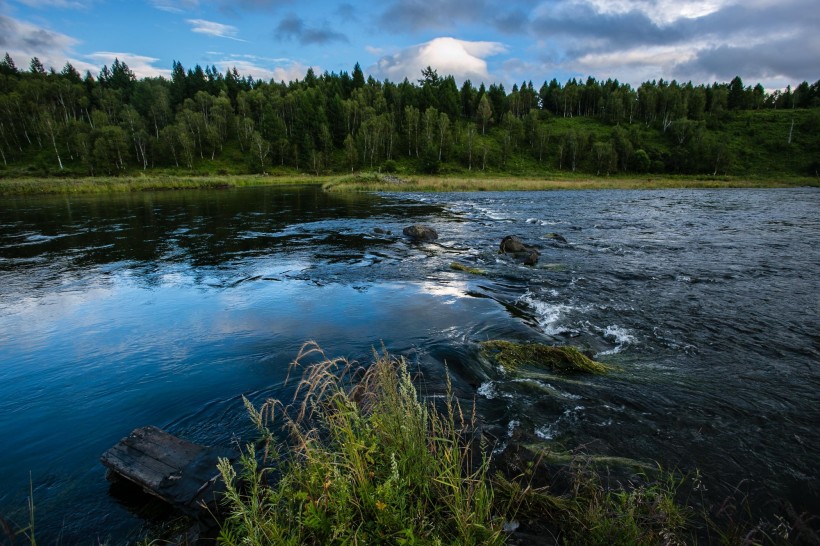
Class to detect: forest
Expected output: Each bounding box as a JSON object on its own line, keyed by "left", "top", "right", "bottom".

{"left": 1, "top": 52, "right": 818, "bottom": 179}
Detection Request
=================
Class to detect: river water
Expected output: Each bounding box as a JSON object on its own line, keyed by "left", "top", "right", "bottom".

{"left": 0, "top": 185, "right": 818, "bottom": 542}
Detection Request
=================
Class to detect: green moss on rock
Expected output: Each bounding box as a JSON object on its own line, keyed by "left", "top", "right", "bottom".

{"left": 480, "top": 340, "right": 610, "bottom": 374}
{"left": 450, "top": 262, "right": 487, "bottom": 275}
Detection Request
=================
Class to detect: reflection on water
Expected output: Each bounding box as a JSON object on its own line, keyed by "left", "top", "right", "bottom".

{"left": 0, "top": 185, "right": 818, "bottom": 541}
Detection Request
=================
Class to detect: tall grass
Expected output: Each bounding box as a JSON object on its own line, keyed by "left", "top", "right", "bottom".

{"left": 215, "top": 343, "right": 698, "bottom": 545}
{"left": 217, "top": 342, "right": 502, "bottom": 545}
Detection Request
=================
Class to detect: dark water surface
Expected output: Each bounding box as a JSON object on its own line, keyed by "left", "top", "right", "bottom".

{"left": 1, "top": 185, "right": 818, "bottom": 542}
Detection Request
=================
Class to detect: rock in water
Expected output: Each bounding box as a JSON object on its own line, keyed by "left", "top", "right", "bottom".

{"left": 524, "top": 249, "right": 539, "bottom": 266}
{"left": 500, "top": 235, "right": 540, "bottom": 266}
{"left": 499, "top": 235, "right": 527, "bottom": 253}
{"left": 545, "top": 232, "right": 568, "bottom": 243}
{"left": 403, "top": 225, "right": 438, "bottom": 242}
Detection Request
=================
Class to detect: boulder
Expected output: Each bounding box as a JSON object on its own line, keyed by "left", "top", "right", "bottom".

{"left": 500, "top": 235, "right": 540, "bottom": 266}
{"left": 499, "top": 235, "right": 528, "bottom": 253}
{"left": 403, "top": 224, "right": 438, "bottom": 242}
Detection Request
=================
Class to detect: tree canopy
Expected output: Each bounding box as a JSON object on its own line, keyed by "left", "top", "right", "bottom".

{"left": 0, "top": 52, "right": 817, "bottom": 177}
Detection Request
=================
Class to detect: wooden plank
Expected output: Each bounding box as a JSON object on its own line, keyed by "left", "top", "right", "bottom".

{"left": 102, "top": 426, "right": 239, "bottom": 514}
{"left": 101, "top": 444, "right": 179, "bottom": 498}
{"left": 119, "top": 426, "right": 205, "bottom": 470}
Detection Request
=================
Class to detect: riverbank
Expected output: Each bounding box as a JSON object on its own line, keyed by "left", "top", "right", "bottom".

{"left": 1, "top": 173, "right": 816, "bottom": 196}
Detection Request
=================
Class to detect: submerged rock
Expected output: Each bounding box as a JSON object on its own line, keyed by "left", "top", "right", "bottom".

{"left": 544, "top": 232, "right": 568, "bottom": 244}
{"left": 480, "top": 340, "right": 610, "bottom": 374}
{"left": 523, "top": 250, "right": 539, "bottom": 266}
{"left": 403, "top": 224, "right": 438, "bottom": 242}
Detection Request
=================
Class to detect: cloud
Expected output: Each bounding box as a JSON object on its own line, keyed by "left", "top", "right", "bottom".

{"left": 379, "top": 0, "right": 496, "bottom": 31}
{"left": 577, "top": 0, "right": 729, "bottom": 26}
{"left": 0, "top": 14, "right": 78, "bottom": 71}
{"left": 186, "top": 18, "right": 245, "bottom": 40}
{"left": 369, "top": 37, "right": 507, "bottom": 85}
{"left": 13, "top": 0, "right": 92, "bottom": 8}
{"left": 275, "top": 14, "right": 348, "bottom": 45}
{"left": 378, "top": 0, "right": 534, "bottom": 34}
{"left": 84, "top": 52, "right": 170, "bottom": 78}
{"left": 211, "top": 55, "right": 313, "bottom": 82}
{"left": 523, "top": 0, "right": 820, "bottom": 88}
{"left": 674, "top": 32, "right": 820, "bottom": 84}
{"left": 150, "top": 0, "right": 198, "bottom": 13}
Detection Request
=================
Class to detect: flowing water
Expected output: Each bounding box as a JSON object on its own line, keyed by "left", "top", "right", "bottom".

{"left": 0, "top": 185, "right": 818, "bottom": 542}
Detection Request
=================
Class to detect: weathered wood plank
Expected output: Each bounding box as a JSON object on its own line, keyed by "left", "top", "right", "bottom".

{"left": 119, "top": 425, "right": 205, "bottom": 470}
{"left": 102, "top": 426, "right": 238, "bottom": 515}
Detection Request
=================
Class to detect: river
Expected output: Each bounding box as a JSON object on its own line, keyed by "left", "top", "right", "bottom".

{"left": 0, "top": 185, "right": 818, "bottom": 542}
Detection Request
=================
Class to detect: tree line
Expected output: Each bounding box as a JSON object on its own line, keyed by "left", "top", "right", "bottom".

{"left": 1, "top": 52, "right": 818, "bottom": 177}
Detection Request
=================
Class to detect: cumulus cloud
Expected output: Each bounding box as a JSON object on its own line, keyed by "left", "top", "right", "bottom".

{"left": 275, "top": 14, "right": 348, "bottom": 45}
{"left": 370, "top": 37, "right": 507, "bottom": 85}
{"left": 186, "top": 18, "right": 244, "bottom": 40}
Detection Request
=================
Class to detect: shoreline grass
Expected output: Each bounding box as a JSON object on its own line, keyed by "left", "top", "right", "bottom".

{"left": 1, "top": 172, "right": 816, "bottom": 196}
{"left": 322, "top": 172, "right": 819, "bottom": 192}
{"left": 0, "top": 174, "right": 322, "bottom": 196}
{"left": 216, "top": 343, "right": 691, "bottom": 545}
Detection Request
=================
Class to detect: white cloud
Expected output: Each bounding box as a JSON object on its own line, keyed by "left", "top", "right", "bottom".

{"left": 0, "top": 14, "right": 78, "bottom": 71}
{"left": 212, "top": 56, "right": 313, "bottom": 82}
{"left": 0, "top": 14, "right": 168, "bottom": 78}
{"left": 573, "top": 0, "right": 732, "bottom": 25}
{"left": 151, "top": 0, "right": 199, "bottom": 13}
{"left": 84, "top": 52, "right": 170, "bottom": 78}
{"left": 186, "top": 18, "right": 245, "bottom": 40}
{"left": 370, "top": 37, "right": 507, "bottom": 85}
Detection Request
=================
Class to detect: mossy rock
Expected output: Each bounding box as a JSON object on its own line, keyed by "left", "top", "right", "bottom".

{"left": 480, "top": 340, "right": 610, "bottom": 374}
{"left": 450, "top": 262, "right": 487, "bottom": 275}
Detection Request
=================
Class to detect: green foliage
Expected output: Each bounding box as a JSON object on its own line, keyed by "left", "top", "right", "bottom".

{"left": 0, "top": 54, "right": 816, "bottom": 181}
{"left": 217, "top": 343, "right": 504, "bottom": 545}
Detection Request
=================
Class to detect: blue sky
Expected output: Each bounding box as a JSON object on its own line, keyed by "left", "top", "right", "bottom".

{"left": 1, "top": 0, "right": 817, "bottom": 90}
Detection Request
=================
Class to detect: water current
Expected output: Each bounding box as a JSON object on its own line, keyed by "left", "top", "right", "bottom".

{"left": 0, "top": 185, "right": 818, "bottom": 542}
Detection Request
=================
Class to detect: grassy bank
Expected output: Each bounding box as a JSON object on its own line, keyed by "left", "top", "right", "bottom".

{"left": 0, "top": 174, "right": 320, "bottom": 196}
{"left": 321, "top": 172, "right": 819, "bottom": 193}
{"left": 1, "top": 172, "right": 816, "bottom": 197}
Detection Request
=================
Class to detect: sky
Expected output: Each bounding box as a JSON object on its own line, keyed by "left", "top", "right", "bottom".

{"left": 1, "top": 0, "right": 818, "bottom": 90}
